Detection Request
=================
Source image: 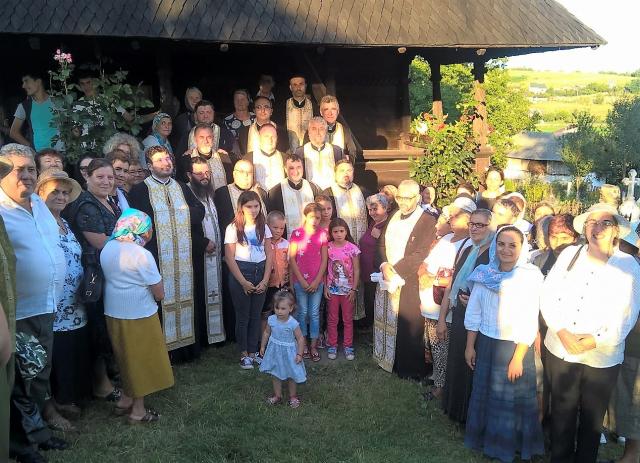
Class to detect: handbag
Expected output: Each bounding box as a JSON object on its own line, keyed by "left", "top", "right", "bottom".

{"left": 432, "top": 267, "right": 453, "bottom": 305}
{"left": 80, "top": 249, "right": 104, "bottom": 303}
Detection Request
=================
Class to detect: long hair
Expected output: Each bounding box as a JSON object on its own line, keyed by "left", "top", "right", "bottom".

{"left": 233, "top": 190, "right": 266, "bottom": 245}
{"left": 328, "top": 217, "right": 355, "bottom": 244}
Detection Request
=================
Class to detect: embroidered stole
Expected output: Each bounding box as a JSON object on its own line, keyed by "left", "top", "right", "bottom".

{"left": 145, "top": 177, "right": 195, "bottom": 351}
{"left": 188, "top": 123, "right": 221, "bottom": 151}
{"left": 286, "top": 97, "right": 313, "bottom": 150}
{"left": 373, "top": 207, "right": 424, "bottom": 372}
{"left": 197, "top": 193, "right": 225, "bottom": 344}
{"left": 247, "top": 123, "right": 260, "bottom": 154}
{"left": 303, "top": 143, "right": 336, "bottom": 190}
{"left": 253, "top": 150, "right": 285, "bottom": 191}
{"left": 327, "top": 122, "right": 345, "bottom": 151}
{"left": 227, "top": 184, "right": 266, "bottom": 215}
{"left": 281, "top": 180, "right": 315, "bottom": 238}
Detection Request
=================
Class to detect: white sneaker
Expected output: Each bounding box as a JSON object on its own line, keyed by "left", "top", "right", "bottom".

{"left": 240, "top": 356, "right": 254, "bottom": 370}
{"left": 327, "top": 347, "right": 337, "bottom": 360}
{"left": 344, "top": 347, "right": 355, "bottom": 361}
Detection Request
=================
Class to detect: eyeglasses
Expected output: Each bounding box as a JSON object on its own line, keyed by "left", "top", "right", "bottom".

{"left": 469, "top": 222, "right": 489, "bottom": 229}
{"left": 585, "top": 219, "right": 616, "bottom": 229}
{"left": 396, "top": 195, "right": 417, "bottom": 202}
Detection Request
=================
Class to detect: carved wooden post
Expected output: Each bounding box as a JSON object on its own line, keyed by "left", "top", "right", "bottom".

{"left": 397, "top": 53, "right": 413, "bottom": 149}
{"left": 473, "top": 60, "right": 492, "bottom": 172}
{"left": 430, "top": 61, "right": 443, "bottom": 118}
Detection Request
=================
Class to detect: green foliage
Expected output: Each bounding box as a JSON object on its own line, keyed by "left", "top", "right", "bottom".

{"left": 605, "top": 96, "right": 640, "bottom": 180}
{"left": 48, "top": 52, "right": 153, "bottom": 163}
{"left": 408, "top": 112, "right": 478, "bottom": 207}
{"left": 561, "top": 111, "right": 598, "bottom": 199}
{"left": 625, "top": 78, "right": 640, "bottom": 94}
{"left": 408, "top": 57, "right": 538, "bottom": 169}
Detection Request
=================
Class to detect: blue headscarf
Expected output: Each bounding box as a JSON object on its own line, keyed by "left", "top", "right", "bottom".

{"left": 467, "top": 225, "right": 536, "bottom": 292}
{"left": 109, "top": 208, "right": 153, "bottom": 247}
{"left": 152, "top": 112, "right": 173, "bottom": 154}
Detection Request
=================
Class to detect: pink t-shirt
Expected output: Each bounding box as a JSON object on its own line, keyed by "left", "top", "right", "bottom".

{"left": 289, "top": 226, "right": 328, "bottom": 284}
{"left": 326, "top": 241, "right": 361, "bottom": 295}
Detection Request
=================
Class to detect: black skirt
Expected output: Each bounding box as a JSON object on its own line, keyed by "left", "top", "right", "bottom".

{"left": 51, "top": 326, "right": 92, "bottom": 405}
{"left": 441, "top": 303, "right": 474, "bottom": 423}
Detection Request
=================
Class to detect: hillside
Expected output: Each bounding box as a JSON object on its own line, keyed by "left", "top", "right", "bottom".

{"left": 508, "top": 68, "right": 636, "bottom": 132}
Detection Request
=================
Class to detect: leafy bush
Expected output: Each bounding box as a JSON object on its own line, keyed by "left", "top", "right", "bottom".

{"left": 408, "top": 112, "right": 478, "bottom": 207}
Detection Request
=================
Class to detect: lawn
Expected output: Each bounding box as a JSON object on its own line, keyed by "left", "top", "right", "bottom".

{"left": 508, "top": 69, "right": 633, "bottom": 90}
{"left": 43, "top": 332, "right": 624, "bottom": 463}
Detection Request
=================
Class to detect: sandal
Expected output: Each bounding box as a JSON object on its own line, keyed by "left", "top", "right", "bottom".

{"left": 128, "top": 409, "right": 160, "bottom": 425}
{"left": 265, "top": 395, "right": 282, "bottom": 405}
{"left": 302, "top": 347, "right": 311, "bottom": 359}
{"left": 311, "top": 350, "right": 321, "bottom": 362}
{"left": 288, "top": 397, "right": 301, "bottom": 409}
{"left": 95, "top": 387, "right": 122, "bottom": 403}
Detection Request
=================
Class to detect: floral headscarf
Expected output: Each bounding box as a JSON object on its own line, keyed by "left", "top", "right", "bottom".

{"left": 109, "top": 208, "right": 153, "bottom": 247}
{"left": 151, "top": 112, "right": 173, "bottom": 154}
{"left": 467, "top": 225, "right": 537, "bottom": 292}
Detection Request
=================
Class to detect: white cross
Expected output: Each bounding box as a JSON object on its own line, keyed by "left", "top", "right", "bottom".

{"left": 620, "top": 169, "right": 640, "bottom": 222}
{"left": 622, "top": 169, "right": 640, "bottom": 200}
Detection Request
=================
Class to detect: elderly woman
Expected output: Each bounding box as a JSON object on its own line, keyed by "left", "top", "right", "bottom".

{"left": 419, "top": 197, "right": 475, "bottom": 401}
{"left": 36, "top": 169, "right": 87, "bottom": 431}
{"left": 101, "top": 208, "right": 174, "bottom": 424}
{"left": 142, "top": 113, "right": 173, "bottom": 160}
{"left": 541, "top": 203, "right": 640, "bottom": 463}
{"left": 64, "top": 159, "right": 124, "bottom": 408}
{"left": 464, "top": 226, "right": 545, "bottom": 462}
{"left": 224, "top": 89, "right": 256, "bottom": 139}
{"left": 439, "top": 208, "right": 494, "bottom": 423}
{"left": 360, "top": 193, "right": 390, "bottom": 327}
{"left": 126, "top": 158, "right": 147, "bottom": 191}
{"left": 103, "top": 132, "right": 143, "bottom": 168}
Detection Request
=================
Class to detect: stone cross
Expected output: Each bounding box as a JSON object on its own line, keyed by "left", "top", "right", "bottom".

{"left": 620, "top": 169, "right": 640, "bottom": 222}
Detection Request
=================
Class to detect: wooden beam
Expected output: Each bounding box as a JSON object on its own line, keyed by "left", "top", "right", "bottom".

{"left": 430, "top": 60, "right": 443, "bottom": 118}
{"left": 472, "top": 59, "right": 493, "bottom": 171}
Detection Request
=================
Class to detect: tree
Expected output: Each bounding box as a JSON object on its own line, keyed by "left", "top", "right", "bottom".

{"left": 605, "top": 96, "right": 640, "bottom": 180}
{"left": 561, "top": 112, "right": 598, "bottom": 200}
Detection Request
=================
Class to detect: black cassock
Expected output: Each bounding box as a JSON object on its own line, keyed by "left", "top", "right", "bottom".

{"left": 128, "top": 178, "right": 208, "bottom": 363}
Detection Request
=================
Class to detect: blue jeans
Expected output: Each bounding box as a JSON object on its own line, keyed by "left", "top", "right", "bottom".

{"left": 293, "top": 282, "right": 324, "bottom": 339}
{"left": 228, "top": 260, "right": 267, "bottom": 354}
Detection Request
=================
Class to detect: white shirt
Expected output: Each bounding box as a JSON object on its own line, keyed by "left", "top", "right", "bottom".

{"left": 224, "top": 223, "right": 272, "bottom": 263}
{"left": 0, "top": 189, "right": 65, "bottom": 320}
{"left": 419, "top": 234, "right": 471, "bottom": 321}
{"left": 541, "top": 245, "right": 640, "bottom": 368}
{"left": 465, "top": 267, "right": 543, "bottom": 345}
{"left": 101, "top": 240, "right": 162, "bottom": 320}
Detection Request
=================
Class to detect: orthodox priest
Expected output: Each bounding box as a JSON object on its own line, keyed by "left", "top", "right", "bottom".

{"left": 374, "top": 179, "right": 436, "bottom": 379}
{"left": 128, "top": 145, "right": 207, "bottom": 362}
{"left": 237, "top": 96, "right": 289, "bottom": 156}
{"left": 305, "top": 95, "right": 358, "bottom": 161}
{"left": 267, "top": 153, "right": 321, "bottom": 237}
{"left": 213, "top": 159, "right": 267, "bottom": 340}
{"left": 285, "top": 75, "right": 316, "bottom": 152}
{"left": 178, "top": 123, "right": 234, "bottom": 186}
{"left": 186, "top": 158, "right": 225, "bottom": 345}
{"left": 296, "top": 117, "right": 344, "bottom": 190}
{"left": 245, "top": 124, "right": 286, "bottom": 191}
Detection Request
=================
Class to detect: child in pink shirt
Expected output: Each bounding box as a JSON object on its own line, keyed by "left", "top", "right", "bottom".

{"left": 289, "top": 202, "right": 328, "bottom": 362}
{"left": 325, "top": 218, "right": 360, "bottom": 361}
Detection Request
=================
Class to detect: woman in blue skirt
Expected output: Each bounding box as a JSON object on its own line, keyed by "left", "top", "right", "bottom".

{"left": 464, "top": 225, "right": 545, "bottom": 462}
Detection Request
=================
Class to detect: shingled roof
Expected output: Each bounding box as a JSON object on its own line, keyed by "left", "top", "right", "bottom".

{"left": 0, "top": 0, "right": 604, "bottom": 49}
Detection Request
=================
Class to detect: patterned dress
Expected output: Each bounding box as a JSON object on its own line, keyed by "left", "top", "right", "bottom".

{"left": 54, "top": 219, "right": 87, "bottom": 332}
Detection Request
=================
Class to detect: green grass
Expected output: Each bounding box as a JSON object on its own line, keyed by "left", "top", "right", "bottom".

{"left": 44, "top": 334, "right": 624, "bottom": 463}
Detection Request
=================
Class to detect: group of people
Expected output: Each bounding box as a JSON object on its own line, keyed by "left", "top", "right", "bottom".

{"left": 1, "top": 67, "right": 640, "bottom": 463}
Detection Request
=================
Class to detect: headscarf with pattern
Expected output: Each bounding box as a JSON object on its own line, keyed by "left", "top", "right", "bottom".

{"left": 109, "top": 208, "right": 153, "bottom": 247}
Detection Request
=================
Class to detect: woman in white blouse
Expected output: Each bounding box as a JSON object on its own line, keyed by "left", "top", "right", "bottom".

{"left": 541, "top": 203, "right": 640, "bottom": 463}
{"left": 464, "top": 225, "right": 544, "bottom": 462}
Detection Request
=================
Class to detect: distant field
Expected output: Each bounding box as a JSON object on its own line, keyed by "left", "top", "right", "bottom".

{"left": 508, "top": 68, "right": 633, "bottom": 89}
{"left": 507, "top": 68, "right": 634, "bottom": 128}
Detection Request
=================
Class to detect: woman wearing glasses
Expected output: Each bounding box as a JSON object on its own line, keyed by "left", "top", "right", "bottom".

{"left": 541, "top": 203, "right": 640, "bottom": 463}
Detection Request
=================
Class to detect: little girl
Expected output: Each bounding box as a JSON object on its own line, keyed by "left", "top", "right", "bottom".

{"left": 289, "top": 202, "right": 328, "bottom": 362}
{"left": 224, "top": 191, "right": 273, "bottom": 370}
{"left": 259, "top": 291, "right": 306, "bottom": 408}
{"left": 324, "top": 218, "right": 360, "bottom": 361}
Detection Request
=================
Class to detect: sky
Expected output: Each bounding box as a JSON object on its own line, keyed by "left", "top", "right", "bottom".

{"left": 507, "top": 0, "right": 639, "bottom": 73}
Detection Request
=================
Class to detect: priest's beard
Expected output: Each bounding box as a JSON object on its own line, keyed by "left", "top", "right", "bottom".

{"left": 190, "top": 178, "right": 215, "bottom": 201}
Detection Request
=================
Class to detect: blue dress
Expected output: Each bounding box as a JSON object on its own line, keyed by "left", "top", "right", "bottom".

{"left": 259, "top": 315, "right": 307, "bottom": 383}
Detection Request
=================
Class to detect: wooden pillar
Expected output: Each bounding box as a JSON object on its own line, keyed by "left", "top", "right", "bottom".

{"left": 397, "top": 53, "right": 412, "bottom": 149}
{"left": 430, "top": 61, "right": 443, "bottom": 118}
{"left": 155, "top": 50, "right": 175, "bottom": 116}
{"left": 473, "top": 60, "right": 492, "bottom": 172}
